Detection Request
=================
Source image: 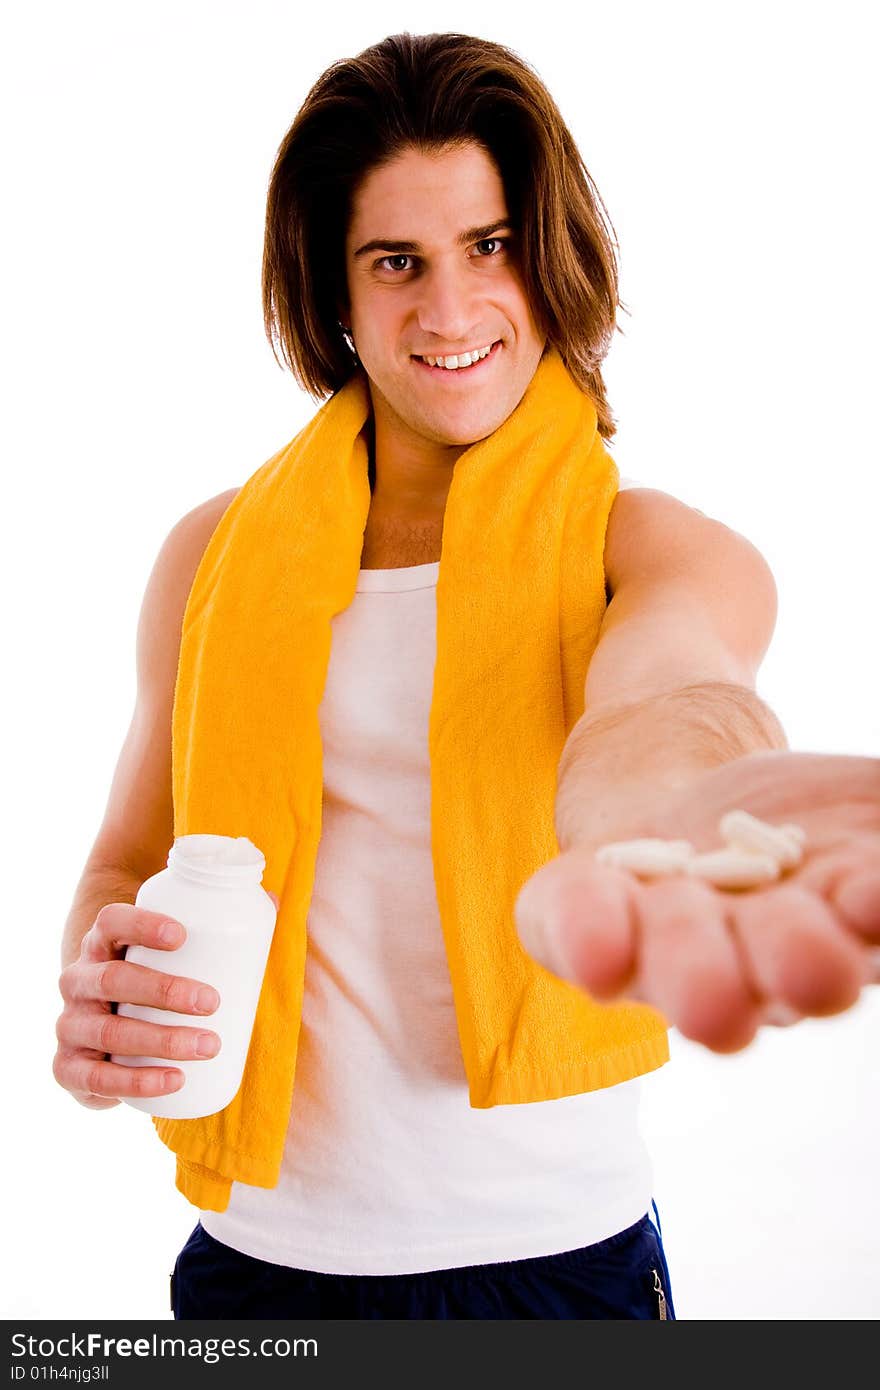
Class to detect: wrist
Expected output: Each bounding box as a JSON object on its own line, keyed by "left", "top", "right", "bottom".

{"left": 554, "top": 682, "right": 788, "bottom": 854}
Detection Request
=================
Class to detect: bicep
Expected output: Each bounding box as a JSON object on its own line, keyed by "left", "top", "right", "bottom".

{"left": 585, "top": 580, "right": 756, "bottom": 714}
{"left": 589, "top": 490, "right": 779, "bottom": 714}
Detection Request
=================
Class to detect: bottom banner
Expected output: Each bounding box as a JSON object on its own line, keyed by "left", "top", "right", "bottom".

{"left": 2, "top": 1318, "right": 853, "bottom": 1388}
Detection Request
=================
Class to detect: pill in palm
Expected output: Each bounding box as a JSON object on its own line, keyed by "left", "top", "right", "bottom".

{"left": 595, "top": 838, "right": 696, "bottom": 875}
{"left": 781, "top": 823, "right": 807, "bottom": 845}
{"left": 719, "top": 809, "right": 804, "bottom": 869}
{"left": 686, "top": 846, "right": 781, "bottom": 889}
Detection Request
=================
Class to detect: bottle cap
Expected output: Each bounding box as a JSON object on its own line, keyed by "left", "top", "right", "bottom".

{"left": 168, "top": 834, "right": 266, "bottom": 886}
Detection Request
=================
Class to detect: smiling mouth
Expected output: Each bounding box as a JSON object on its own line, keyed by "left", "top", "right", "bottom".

{"left": 412, "top": 340, "right": 503, "bottom": 374}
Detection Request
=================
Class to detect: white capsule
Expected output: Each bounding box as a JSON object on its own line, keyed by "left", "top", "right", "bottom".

{"left": 719, "top": 809, "right": 804, "bottom": 869}
{"left": 781, "top": 823, "right": 807, "bottom": 845}
{"left": 686, "top": 846, "right": 781, "bottom": 890}
{"left": 595, "top": 838, "right": 696, "bottom": 876}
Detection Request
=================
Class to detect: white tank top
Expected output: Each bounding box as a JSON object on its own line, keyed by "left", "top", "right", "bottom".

{"left": 200, "top": 476, "right": 654, "bottom": 1275}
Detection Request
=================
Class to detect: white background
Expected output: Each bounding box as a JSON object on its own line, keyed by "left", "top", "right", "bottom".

{"left": 3, "top": 0, "right": 877, "bottom": 1321}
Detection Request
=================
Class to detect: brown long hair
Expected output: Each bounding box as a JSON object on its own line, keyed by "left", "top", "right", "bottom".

{"left": 262, "top": 32, "right": 624, "bottom": 439}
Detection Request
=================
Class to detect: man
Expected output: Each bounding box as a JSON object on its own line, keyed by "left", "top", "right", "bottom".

{"left": 53, "top": 32, "right": 879, "bottom": 1319}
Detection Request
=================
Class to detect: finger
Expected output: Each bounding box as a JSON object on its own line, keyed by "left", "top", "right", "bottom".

{"left": 827, "top": 867, "right": 880, "bottom": 944}
{"left": 56, "top": 1008, "right": 221, "bottom": 1063}
{"left": 51, "top": 1051, "right": 122, "bottom": 1108}
{"left": 732, "top": 884, "right": 868, "bottom": 1017}
{"left": 82, "top": 904, "right": 187, "bottom": 961}
{"left": 60, "top": 958, "right": 219, "bottom": 1015}
{"left": 629, "top": 877, "right": 763, "bottom": 1053}
{"left": 515, "top": 852, "right": 638, "bottom": 997}
{"left": 76, "top": 1094, "right": 122, "bottom": 1111}
{"left": 789, "top": 838, "right": 880, "bottom": 946}
{"left": 759, "top": 1001, "right": 804, "bottom": 1028}
{"left": 53, "top": 1047, "right": 184, "bottom": 1101}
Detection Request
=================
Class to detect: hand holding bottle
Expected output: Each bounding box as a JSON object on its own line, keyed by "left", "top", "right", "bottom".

{"left": 53, "top": 903, "right": 223, "bottom": 1110}
{"left": 110, "top": 835, "right": 278, "bottom": 1118}
{"left": 55, "top": 853, "right": 279, "bottom": 1114}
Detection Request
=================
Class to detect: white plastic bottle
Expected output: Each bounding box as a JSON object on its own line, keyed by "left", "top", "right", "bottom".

{"left": 111, "top": 833, "right": 277, "bottom": 1119}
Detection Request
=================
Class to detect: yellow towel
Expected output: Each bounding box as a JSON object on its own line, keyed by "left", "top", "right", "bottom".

{"left": 156, "top": 345, "right": 668, "bottom": 1212}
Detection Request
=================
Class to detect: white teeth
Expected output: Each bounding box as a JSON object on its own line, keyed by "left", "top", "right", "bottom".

{"left": 422, "top": 343, "right": 494, "bottom": 369}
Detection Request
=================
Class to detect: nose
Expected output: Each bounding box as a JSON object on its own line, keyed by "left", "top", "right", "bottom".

{"left": 415, "top": 260, "right": 483, "bottom": 346}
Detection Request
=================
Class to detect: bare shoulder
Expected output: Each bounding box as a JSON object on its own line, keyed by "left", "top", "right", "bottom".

{"left": 168, "top": 485, "right": 242, "bottom": 570}
{"left": 604, "top": 486, "right": 771, "bottom": 600}
{"left": 137, "top": 483, "right": 242, "bottom": 702}
{"left": 85, "top": 485, "right": 241, "bottom": 879}
{"left": 141, "top": 485, "right": 243, "bottom": 635}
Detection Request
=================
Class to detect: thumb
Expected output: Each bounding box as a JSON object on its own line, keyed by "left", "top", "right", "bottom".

{"left": 515, "top": 850, "right": 637, "bottom": 997}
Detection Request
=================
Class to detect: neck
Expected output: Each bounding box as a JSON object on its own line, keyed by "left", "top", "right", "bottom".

{"left": 366, "top": 394, "right": 467, "bottom": 521}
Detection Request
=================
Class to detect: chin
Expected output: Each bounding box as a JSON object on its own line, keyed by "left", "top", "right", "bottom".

{"left": 430, "top": 399, "right": 516, "bottom": 442}
{"left": 426, "top": 418, "right": 500, "bottom": 448}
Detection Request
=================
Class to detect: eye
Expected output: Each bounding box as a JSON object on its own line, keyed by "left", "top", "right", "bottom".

{"left": 377, "top": 254, "right": 415, "bottom": 272}
{"left": 473, "top": 237, "right": 508, "bottom": 257}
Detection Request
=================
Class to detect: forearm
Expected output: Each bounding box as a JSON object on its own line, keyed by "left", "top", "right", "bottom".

{"left": 60, "top": 863, "right": 143, "bottom": 970}
{"left": 554, "top": 680, "right": 789, "bottom": 853}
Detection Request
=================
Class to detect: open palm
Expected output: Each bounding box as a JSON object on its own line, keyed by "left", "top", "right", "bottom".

{"left": 515, "top": 750, "right": 880, "bottom": 1052}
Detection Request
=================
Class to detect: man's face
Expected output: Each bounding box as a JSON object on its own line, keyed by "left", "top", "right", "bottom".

{"left": 343, "top": 141, "right": 547, "bottom": 453}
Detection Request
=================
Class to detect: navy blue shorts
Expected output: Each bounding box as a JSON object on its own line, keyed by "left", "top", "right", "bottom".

{"left": 171, "top": 1203, "right": 676, "bottom": 1319}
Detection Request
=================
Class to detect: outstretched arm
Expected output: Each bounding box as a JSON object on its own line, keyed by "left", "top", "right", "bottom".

{"left": 515, "top": 489, "right": 879, "bottom": 1052}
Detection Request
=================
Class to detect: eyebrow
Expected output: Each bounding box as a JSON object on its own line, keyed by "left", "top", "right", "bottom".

{"left": 352, "top": 219, "right": 515, "bottom": 260}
